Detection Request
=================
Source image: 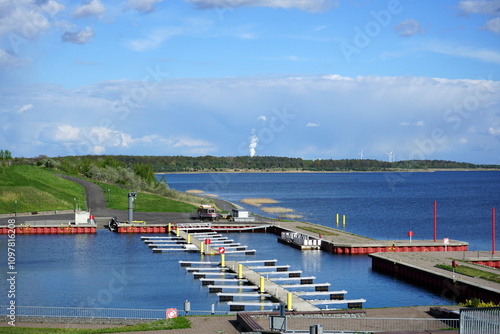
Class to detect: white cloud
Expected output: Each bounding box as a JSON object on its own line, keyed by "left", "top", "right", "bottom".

{"left": 73, "top": 0, "right": 105, "bottom": 18}
{"left": 0, "top": 49, "right": 27, "bottom": 70}
{"left": 489, "top": 126, "right": 500, "bottom": 136}
{"left": 185, "top": 0, "right": 337, "bottom": 13}
{"left": 426, "top": 42, "right": 500, "bottom": 64}
{"left": 36, "top": 122, "right": 217, "bottom": 156}
{"left": 482, "top": 17, "right": 500, "bottom": 33}
{"left": 459, "top": 138, "right": 468, "bottom": 144}
{"left": 54, "top": 124, "right": 81, "bottom": 141}
{"left": 61, "top": 27, "right": 95, "bottom": 44}
{"left": 400, "top": 121, "right": 424, "bottom": 126}
{"left": 393, "top": 19, "right": 425, "bottom": 37}
{"left": 124, "top": 19, "right": 212, "bottom": 51}
{"left": 126, "top": 0, "right": 164, "bottom": 13}
{"left": 459, "top": 0, "right": 500, "bottom": 15}
{"left": 16, "top": 104, "right": 34, "bottom": 113}
{"left": 0, "top": 0, "right": 64, "bottom": 38}
{"left": 125, "top": 28, "right": 182, "bottom": 52}
{"left": 3, "top": 74, "right": 499, "bottom": 162}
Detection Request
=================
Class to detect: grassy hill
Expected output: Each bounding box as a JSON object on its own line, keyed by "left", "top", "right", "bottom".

{"left": 95, "top": 181, "right": 198, "bottom": 213}
{"left": 0, "top": 165, "right": 201, "bottom": 215}
{"left": 0, "top": 165, "right": 87, "bottom": 214}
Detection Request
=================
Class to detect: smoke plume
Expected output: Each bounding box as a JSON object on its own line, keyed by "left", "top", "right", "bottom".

{"left": 249, "top": 129, "right": 258, "bottom": 157}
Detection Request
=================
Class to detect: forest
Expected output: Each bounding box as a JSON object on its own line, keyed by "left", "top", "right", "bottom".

{"left": 16, "top": 154, "right": 498, "bottom": 173}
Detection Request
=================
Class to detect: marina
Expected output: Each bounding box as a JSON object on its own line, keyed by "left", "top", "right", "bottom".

{"left": 1, "top": 171, "right": 498, "bottom": 313}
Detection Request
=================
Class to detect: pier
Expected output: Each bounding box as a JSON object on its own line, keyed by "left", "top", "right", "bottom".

{"left": 181, "top": 258, "right": 365, "bottom": 312}
{"left": 271, "top": 222, "right": 469, "bottom": 254}
{"left": 370, "top": 251, "right": 500, "bottom": 303}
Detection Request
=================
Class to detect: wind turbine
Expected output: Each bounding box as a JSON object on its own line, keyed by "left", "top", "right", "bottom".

{"left": 359, "top": 150, "right": 364, "bottom": 160}
{"left": 387, "top": 151, "right": 394, "bottom": 162}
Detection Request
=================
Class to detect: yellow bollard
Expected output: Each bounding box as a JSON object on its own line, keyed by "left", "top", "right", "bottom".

{"left": 342, "top": 215, "right": 346, "bottom": 226}
{"left": 287, "top": 292, "right": 293, "bottom": 311}
{"left": 176, "top": 227, "right": 180, "bottom": 237}
{"left": 259, "top": 276, "right": 265, "bottom": 294}
{"left": 336, "top": 213, "right": 339, "bottom": 226}
{"left": 238, "top": 264, "right": 243, "bottom": 279}
{"left": 200, "top": 241, "right": 204, "bottom": 254}
{"left": 220, "top": 253, "right": 225, "bottom": 267}
{"left": 187, "top": 233, "right": 191, "bottom": 244}
{"left": 167, "top": 223, "right": 171, "bottom": 234}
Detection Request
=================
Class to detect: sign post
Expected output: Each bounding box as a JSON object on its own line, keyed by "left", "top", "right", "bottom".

{"left": 443, "top": 238, "right": 449, "bottom": 252}
{"left": 219, "top": 247, "right": 225, "bottom": 266}
{"left": 407, "top": 231, "right": 414, "bottom": 243}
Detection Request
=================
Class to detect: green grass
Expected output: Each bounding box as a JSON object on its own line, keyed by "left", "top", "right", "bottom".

{"left": 436, "top": 264, "right": 500, "bottom": 284}
{"left": 0, "top": 317, "right": 190, "bottom": 333}
{"left": 97, "top": 182, "right": 198, "bottom": 213}
{"left": 296, "top": 225, "right": 339, "bottom": 236}
{"left": 0, "top": 165, "right": 87, "bottom": 214}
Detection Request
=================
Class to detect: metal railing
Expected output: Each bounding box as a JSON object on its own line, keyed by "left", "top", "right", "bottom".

{"left": 460, "top": 307, "right": 500, "bottom": 334}
{"left": 1, "top": 306, "right": 230, "bottom": 320}
{"left": 266, "top": 315, "right": 460, "bottom": 333}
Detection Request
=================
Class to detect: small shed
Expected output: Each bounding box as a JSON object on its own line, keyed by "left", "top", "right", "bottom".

{"left": 232, "top": 209, "right": 249, "bottom": 218}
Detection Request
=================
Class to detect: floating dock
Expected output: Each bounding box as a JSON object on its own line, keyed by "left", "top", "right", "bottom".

{"left": 182, "top": 258, "right": 365, "bottom": 312}
{"left": 111, "top": 220, "right": 272, "bottom": 233}
{"left": 0, "top": 211, "right": 97, "bottom": 235}
{"left": 142, "top": 230, "right": 257, "bottom": 255}
{"left": 272, "top": 223, "right": 469, "bottom": 254}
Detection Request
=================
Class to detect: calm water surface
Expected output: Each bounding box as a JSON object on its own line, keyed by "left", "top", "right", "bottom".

{"left": 1, "top": 171, "right": 498, "bottom": 311}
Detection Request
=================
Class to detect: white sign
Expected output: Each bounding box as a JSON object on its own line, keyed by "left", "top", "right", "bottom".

{"left": 166, "top": 308, "right": 178, "bottom": 319}
{"left": 443, "top": 238, "right": 449, "bottom": 245}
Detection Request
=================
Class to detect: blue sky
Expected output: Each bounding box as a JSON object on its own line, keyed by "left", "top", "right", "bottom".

{"left": 1, "top": 0, "right": 500, "bottom": 164}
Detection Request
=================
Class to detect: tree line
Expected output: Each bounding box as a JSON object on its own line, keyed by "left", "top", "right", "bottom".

{"left": 19, "top": 154, "right": 496, "bottom": 173}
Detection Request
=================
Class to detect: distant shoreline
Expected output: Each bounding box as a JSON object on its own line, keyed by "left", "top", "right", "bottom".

{"left": 156, "top": 168, "right": 500, "bottom": 174}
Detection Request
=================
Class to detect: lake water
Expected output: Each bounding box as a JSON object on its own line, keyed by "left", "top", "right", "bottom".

{"left": 1, "top": 171, "right": 498, "bottom": 312}
{"left": 164, "top": 171, "right": 500, "bottom": 250}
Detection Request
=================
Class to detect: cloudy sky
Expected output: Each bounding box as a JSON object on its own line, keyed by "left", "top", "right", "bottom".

{"left": 1, "top": 0, "right": 500, "bottom": 163}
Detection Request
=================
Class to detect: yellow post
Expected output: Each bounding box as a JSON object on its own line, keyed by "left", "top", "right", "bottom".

{"left": 238, "top": 264, "right": 243, "bottom": 279}
{"left": 176, "top": 227, "right": 180, "bottom": 237}
{"left": 259, "top": 276, "right": 265, "bottom": 294}
{"left": 167, "top": 223, "right": 171, "bottom": 234}
{"left": 342, "top": 215, "right": 346, "bottom": 226}
{"left": 187, "top": 233, "right": 191, "bottom": 244}
{"left": 336, "top": 213, "right": 339, "bottom": 226}
{"left": 287, "top": 292, "right": 293, "bottom": 311}
{"left": 220, "top": 253, "right": 225, "bottom": 267}
{"left": 200, "top": 241, "right": 205, "bottom": 254}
